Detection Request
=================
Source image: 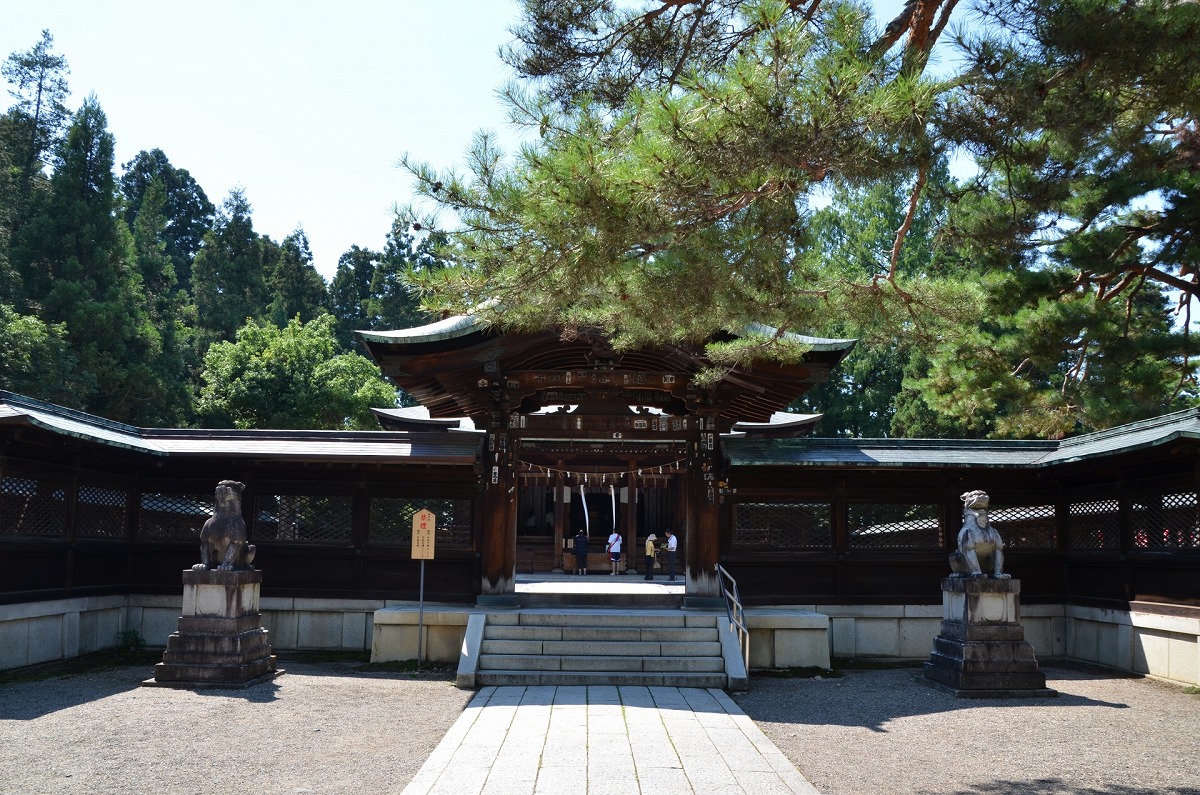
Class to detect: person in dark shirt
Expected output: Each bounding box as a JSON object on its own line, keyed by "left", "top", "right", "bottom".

{"left": 573, "top": 528, "right": 589, "bottom": 575}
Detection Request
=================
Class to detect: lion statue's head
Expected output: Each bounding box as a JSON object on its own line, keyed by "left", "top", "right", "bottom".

{"left": 961, "top": 490, "right": 989, "bottom": 512}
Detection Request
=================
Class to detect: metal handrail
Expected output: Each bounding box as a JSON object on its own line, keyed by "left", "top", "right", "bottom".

{"left": 715, "top": 563, "right": 750, "bottom": 672}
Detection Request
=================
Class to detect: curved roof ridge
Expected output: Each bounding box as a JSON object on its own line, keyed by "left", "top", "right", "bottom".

{"left": 357, "top": 312, "right": 856, "bottom": 352}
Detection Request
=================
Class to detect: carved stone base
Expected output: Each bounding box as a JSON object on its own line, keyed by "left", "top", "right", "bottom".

{"left": 922, "top": 578, "right": 1055, "bottom": 698}
{"left": 146, "top": 569, "right": 281, "bottom": 689}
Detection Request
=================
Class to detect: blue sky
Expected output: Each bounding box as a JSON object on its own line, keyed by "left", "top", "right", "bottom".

{"left": 4, "top": 1, "right": 937, "bottom": 282}
{"left": 1, "top": 1, "right": 524, "bottom": 280}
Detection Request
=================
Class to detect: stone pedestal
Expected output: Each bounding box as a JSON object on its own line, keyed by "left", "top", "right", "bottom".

{"left": 922, "top": 578, "right": 1055, "bottom": 698}
{"left": 147, "top": 569, "right": 280, "bottom": 689}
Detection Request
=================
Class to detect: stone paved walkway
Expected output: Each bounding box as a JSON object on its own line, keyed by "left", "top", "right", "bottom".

{"left": 401, "top": 685, "right": 820, "bottom": 795}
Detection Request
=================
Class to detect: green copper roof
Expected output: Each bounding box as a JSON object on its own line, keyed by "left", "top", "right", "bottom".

{"left": 0, "top": 391, "right": 479, "bottom": 463}
{"left": 727, "top": 408, "right": 1200, "bottom": 468}
{"left": 6, "top": 390, "right": 1199, "bottom": 471}
{"left": 356, "top": 312, "right": 856, "bottom": 353}
{"left": 738, "top": 323, "right": 857, "bottom": 353}
{"left": 355, "top": 312, "right": 490, "bottom": 345}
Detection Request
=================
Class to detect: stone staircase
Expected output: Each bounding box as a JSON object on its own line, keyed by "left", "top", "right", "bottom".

{"left": 466, "top": 609, "right": 733, "bottom": 688}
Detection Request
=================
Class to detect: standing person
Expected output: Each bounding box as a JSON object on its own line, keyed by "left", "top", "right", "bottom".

{"left": 643, "top": 534, "right": 658, "bottom": 581}
{"left": 573, "top": 528, "right": 589, "bottom": 575}
{"left": 664, "top": 528, "right": 678, "bottom": 581}
{"left": 606, "top": 529, "right": 622, "bottom": 575}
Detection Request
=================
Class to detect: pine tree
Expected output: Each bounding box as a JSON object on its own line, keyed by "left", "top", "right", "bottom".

{"left": 401, "top": 0, "right": 1199, "bottom": 436}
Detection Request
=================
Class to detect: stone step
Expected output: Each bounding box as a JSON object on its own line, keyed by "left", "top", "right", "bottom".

{"left": 474, "top": 670, "right": 728, "bottom": 688}
{"left": 518, "top": 592, "right": 684, "bottom": 609}
{"left": 484, "top": 625, "right": 716, "bottom": 643}
{"left": 479, "top": 639, "right": 722, "bottom": 657}
{"left": 478, "top": 654, "right": 726, "bottom": 673}
{"left": 490, "top": 612, "right": 711, "bottom": 629}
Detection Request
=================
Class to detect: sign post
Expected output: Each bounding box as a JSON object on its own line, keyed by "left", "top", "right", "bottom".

{"left": 411, "top": 508, "right": 436, "bottom": 670}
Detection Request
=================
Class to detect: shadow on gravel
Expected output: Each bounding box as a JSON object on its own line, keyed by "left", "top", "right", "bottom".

{"left": 0, "top": 651, "right": 460, "bottom": 720}
{"left": 943, "top": 780, "right": 1199, "bottom": 795}
{"left": 737, "top": 666, "right": 1130, "bottom": 733}
{"left": 0, "top": 665, "right": 149, "bottom": 720}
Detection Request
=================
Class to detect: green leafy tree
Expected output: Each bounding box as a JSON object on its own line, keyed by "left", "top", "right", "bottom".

{"left": 119, "top": 148, "right": 214, "bottom": 291}
{"left": 0, "top": 303, "right": 85, "bottom": 403}
{"left": 196, "top": 313, "right": 398, "bottom": 430}
{"left": 191, "top": 188, "right": 270, "bottom": 351}
{"left": 264, "top": 227, "right": 329, "bottom": 328}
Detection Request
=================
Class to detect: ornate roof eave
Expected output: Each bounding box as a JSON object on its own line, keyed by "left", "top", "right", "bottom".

{"left": 356, "top": 313, "right": 857, "bottom": 424}
{"left": 357, "top": 312, "right": 855, "bottom": 358}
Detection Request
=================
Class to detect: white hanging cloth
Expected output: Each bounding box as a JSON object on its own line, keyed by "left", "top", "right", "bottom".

{"left": 580, "top": 484, "right": 589, "bottom": 532}
{"left": 610, "top": 484, "right": 616, "bottom": 531}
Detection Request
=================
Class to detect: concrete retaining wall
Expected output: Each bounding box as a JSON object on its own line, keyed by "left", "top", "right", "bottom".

{"left": 3, "top": 597, "right": 1197, "bottom": 687}
{"left": 0, "top": 595, "right": 396, "bottom": 670}
{"left": 811, "top": 603, "right": 1068, "bottom": 662}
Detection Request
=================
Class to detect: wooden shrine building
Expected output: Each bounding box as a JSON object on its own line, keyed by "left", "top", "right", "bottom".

{"left": 2, "top": 311, "right": 1200, "bottom": 661}
{"left": 357, "top": 315, "right": 855, "bottom": 602}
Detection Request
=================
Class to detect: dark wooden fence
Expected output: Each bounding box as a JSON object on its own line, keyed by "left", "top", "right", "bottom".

{"left": 3, "top": 452, "right": 1199, "bottom": 609}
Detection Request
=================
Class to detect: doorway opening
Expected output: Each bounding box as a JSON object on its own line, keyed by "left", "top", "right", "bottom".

{"left": 516, "top": 475, "right": 680, "bottom": 573}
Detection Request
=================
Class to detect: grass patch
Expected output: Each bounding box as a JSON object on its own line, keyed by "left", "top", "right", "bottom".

{"left": 277, "top": 650, "right": 371, "bottom": 665}
{"left": 355, "top": 659, "right": 455, "bottom": 676}
{"left": 0, "top": 647, "right": 161, "bottom": 685}
{"left": 1183, "top": 685, "right": 1200, "bottom": 695}
{"left": 754, "top": 666, "right": 843, "bottom": 679}
{"left": 831, "top": 657, "right": 924, "bottom": 670}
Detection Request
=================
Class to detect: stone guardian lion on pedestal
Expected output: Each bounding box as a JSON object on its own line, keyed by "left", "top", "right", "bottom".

{"left": 948, "top": 489, "right": 1010, "bottom": 579}
{"left": 192, "top": 480, "right": 256, "bottom": 572}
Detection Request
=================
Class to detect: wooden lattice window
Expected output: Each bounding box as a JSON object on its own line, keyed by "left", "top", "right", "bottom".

{"left": 253, "top": 494, "right": 352, "bottom": 543}
{"left": 75, "top": 484, "right": 128, "bottom": 538}
{"left": 0, "top": 475, "right": 67, "bottom": 536}
{"left": 139, "top": 493, "right": 213, "bottom": 540}
{"left": 1132, "top": 492, "right": 1200, "bottom": 550}
{"left": 848, "top": 502, "right": 942, "bottom": 549}
{"left": 732, "top": 502, "right": 832, "bottom": 549}
{"left": 1067, "top": 499, "right": 1120, "bottom": 550}
{"left": 369, "top": 497, "right": 472, "bottom": 547}
{"left": 989, "top": 504, "right": 1057, "bottom": 549}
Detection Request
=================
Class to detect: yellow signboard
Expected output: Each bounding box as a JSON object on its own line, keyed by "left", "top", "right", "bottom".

{"left": 412, "top": 508, "right": 436, "bottom": 560}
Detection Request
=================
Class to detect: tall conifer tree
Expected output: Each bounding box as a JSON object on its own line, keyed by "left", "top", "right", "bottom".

{"left": 13, "top": 95, "right": 163, "bottom": 422}
{"left": 192, "top": 188, "right": 269, "bottom": 351}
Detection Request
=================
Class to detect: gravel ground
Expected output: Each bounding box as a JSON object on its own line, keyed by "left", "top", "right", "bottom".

{"left": 0, "top": 658, "right": 471, "bottom": 795}
{"left": 2, "top": 659, "right": 1198, "bottom": 795}
{"left": 735, "top": 665, "right": 1200, "bottom": 795}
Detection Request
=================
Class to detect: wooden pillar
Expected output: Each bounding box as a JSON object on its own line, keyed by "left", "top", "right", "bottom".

{"left": 552, "top": 469, "right": 566, "bottom": 571}
{"left": 685, "top": 416, "right": 722, "bottom": 599}
{"left": 625, "top": 469, "right": 639, "bottom": 573}
{"left": 480, "top": 426, "right": 517, "bottom": 599}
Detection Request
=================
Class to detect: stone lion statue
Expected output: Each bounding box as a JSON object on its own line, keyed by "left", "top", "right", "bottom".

{"left": 948, "top": 489, "right": 1010, "bottom": 579}
{"left": 192, "top": 480, "right": 256, "bottom": 572}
